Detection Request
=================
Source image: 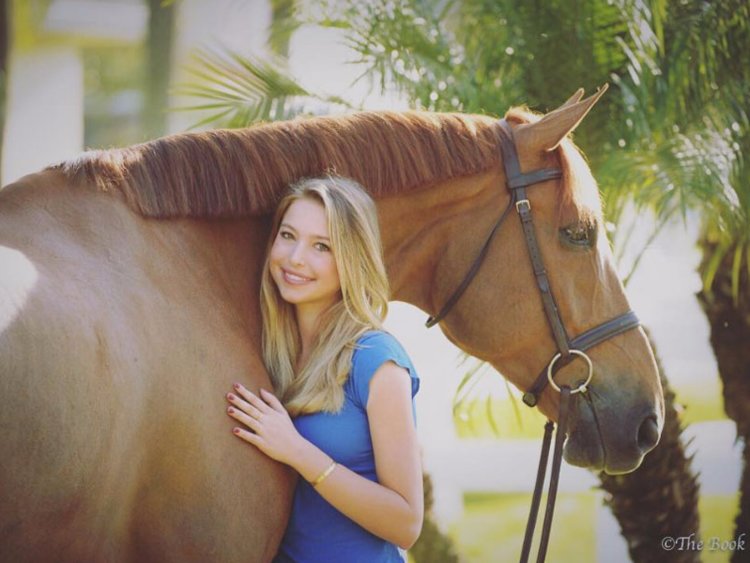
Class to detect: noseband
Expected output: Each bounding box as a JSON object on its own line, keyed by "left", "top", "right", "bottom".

{"left": 425, "top": 119, "right": 641, "bottom": 562}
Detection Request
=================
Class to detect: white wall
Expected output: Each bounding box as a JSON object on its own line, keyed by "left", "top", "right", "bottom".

{"left": 2, "top": 47, "right": 84, "bottom": 185}
{"left": 167, "top": 0, "right": 272, "bottom": 133}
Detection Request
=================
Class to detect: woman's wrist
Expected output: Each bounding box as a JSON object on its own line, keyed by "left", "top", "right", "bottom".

{"left": 310, "top": 459, "right": 338, "bottom": 487}
{"left": 290, "top": 439, "right": 335, "bottom": 483}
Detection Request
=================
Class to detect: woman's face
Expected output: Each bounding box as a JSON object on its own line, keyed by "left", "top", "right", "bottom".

{"left": 269, "top": 197, "right": 341, "bottom": 315}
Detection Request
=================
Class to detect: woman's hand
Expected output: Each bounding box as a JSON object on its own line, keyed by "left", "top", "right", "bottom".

{"left": 226, "top": 383, "right": 304, "bottom": 466}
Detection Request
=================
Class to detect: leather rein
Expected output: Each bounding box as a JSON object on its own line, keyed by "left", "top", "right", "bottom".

{"left": 425, "top": 119, "right": 641, "bottom": 562}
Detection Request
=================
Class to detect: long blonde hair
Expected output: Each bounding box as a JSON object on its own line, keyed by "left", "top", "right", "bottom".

{"left": 260, "top": 176, "right": 390, "bottom": 415}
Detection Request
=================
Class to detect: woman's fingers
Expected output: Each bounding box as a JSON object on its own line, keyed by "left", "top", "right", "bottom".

{"left": 227, "top": 404, "right": 261, "bottom": 431}
{"left": 233, "top": 426, "right": 263, "bottom": 447}
{"left": 233, "top": 383, "right": 273, "bottom": 413}
{"left": 226, "top": 384, "right": 296, "bottom": 462}
{"left": 260, "top": 388, "right": 285, "bottom": 412}
{"left": 226, "top": 393, "right": 263, "bottom": 420}
{"left": 226, "top": 386, "right": 301, "bottom": 465}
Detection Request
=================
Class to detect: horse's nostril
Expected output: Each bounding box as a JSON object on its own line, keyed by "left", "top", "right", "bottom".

{"left": 637, "top": 415, "right": 660, "bottom": 453}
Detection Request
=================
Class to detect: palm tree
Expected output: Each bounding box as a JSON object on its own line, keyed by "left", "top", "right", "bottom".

{"left": 608, "top": 3, "right": 749, "bottom": 559}
{"left": 698, "top": 244, "right": 750, "bottom": 563}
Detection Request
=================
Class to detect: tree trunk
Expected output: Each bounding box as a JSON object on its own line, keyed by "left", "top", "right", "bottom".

{"left": 697, "top": 238, "right": 750, "bottom": 563}
{"left": 598, "top": 333, "right": 701, "bottom": 562}
{"left": 143, "top": 0, "right": 175, "bottom": 139}
{"left": 0, "top": 0, "right": 9, "bottom": 181}
{"left": 269, "top": 0, "right": 296, "bottom": 58}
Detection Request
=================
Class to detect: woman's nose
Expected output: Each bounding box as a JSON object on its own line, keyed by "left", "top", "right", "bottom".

{"left": 289, "top": 243, "right": 305, "bottom": 265}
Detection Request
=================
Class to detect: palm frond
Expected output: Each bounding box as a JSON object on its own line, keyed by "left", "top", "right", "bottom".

{"left": 174, "top": 47, "right": 356, "bottom": 129}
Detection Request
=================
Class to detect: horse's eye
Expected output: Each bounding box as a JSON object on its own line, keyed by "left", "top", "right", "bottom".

{"left": 560, "top": 222, "right": 596, "bottom": 248}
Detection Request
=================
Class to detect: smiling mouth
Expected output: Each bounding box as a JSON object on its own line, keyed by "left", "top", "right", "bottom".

{"left": 282, "top": 269, "right": 314, "bottom": 284}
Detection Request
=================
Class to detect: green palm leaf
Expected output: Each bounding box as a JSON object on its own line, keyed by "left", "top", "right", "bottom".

{"left": 174, "top": 47, "right": 356, "bottom": 129}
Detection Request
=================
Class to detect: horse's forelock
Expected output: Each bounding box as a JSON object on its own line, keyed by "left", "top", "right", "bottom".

{"left": 49, "top": 111, "right": 503, "bottom": 219}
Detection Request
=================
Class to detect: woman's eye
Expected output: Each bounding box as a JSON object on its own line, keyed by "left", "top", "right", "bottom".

{"left": 560, "top": 222, "right": 596, "bottom": 247}
{"left": 279, "top": 230, "right": 294, "bottom": 240}
{"left": 314, "top": 242, "right": 331, "bottom": 252}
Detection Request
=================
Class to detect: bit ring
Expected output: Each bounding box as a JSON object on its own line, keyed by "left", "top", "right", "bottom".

{"left": 546, "top": 349, "right": 593, "bottom": 394}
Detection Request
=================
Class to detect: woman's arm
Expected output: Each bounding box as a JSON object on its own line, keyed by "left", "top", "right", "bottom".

{"left": 227, "top": 362, "right": 424, "bottom": 549}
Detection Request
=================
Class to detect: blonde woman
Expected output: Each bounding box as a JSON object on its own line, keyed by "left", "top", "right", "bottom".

{"left": 225, "top": 177, "right": 423, "bottom": 562}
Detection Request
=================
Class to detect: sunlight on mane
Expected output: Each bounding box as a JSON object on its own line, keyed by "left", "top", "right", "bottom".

{"left": 50, "top": 109, "right": 596, "bottom": 222}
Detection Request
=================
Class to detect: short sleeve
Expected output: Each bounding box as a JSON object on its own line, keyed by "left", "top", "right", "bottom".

{"left": 349, "top": 331, "right": 420, "bottom": 410}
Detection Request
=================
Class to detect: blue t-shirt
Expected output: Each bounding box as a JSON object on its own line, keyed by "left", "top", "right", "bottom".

{"left": 274, "top": 331, "right": 420, "bottom": 563}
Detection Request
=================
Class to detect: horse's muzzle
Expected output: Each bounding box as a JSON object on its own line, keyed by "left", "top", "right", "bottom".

{"left": 563, "top": 391, "right": 663, "bottom": 475}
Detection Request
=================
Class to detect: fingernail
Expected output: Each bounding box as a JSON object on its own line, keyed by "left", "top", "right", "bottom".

{"left": 227, "top": 393, "right": 235, "bottom": 401}
{"left": 233, "top": 383, "right": 241, "bottom": 390}
{"left": 233, "top": 428, "right": 241, "bottom": 434}
{"left": 227, "top": 407, "right": 235, "bottom": 414}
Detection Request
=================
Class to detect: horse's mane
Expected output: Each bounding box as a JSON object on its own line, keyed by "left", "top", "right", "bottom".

{"left": 51, "top": 111, "right": 505, "bottom": 218}
{"left": 50, "top": 108, "right": 593, "bottom": 220}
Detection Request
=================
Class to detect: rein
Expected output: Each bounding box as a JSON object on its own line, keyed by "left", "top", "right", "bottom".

{"left": 425, "top": 119, "right": 641, "bottom": 562}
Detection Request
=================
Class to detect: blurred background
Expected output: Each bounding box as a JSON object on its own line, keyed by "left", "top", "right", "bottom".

{"left": 1, "top": 1, "right": 747, "bottom": 561}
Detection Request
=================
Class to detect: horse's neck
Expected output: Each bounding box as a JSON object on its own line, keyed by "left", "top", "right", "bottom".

{"left": 143, "top": 214, "right": 277, "bottom": 349}
{"left": 378, "top": 169, "right": 505, "bottom": 312}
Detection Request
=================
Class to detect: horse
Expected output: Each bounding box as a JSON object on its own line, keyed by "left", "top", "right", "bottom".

{"left": 0, "top": 88, "right": 664, "bottom": 562}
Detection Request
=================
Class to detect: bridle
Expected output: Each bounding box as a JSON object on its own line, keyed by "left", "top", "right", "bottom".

{"left": 424, "top": 119, "right": 641, "bottom": 562}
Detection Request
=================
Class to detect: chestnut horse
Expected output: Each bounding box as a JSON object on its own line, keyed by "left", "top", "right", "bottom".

{"left": 0, "top": 89, "right": 663, "bottom": 562}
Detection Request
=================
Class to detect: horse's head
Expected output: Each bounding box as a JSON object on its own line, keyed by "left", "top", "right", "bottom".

{"left": 433, "top": 89, "right": 664, "bottom": 475}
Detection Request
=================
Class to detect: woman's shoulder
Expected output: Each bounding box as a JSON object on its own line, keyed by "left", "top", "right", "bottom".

{"left": 355, "top": 329, "right": 400, "bottom": 348}
{"left": 349, "top": 330, "right": 419, "bottom": 407}
{"left": 353, "top": 330, "right": 411, "bottom": 364}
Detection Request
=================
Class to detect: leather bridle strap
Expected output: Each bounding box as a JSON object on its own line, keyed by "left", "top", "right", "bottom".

{"left": 425, "top": 198, "right": 515, "bottom": 328}
{"left": 496, "top": 120, "right": 570, "bottom": 357}
{"left": 519, "top": 420, "right": 555, "bottom": 561}
{"left": 520, "top": 387, "right": 572, "bottom": 563}
{"left": 425, "top": 121, "right": 564, "bottom": 329}
{"left": 522, "top": 310, "right": 641, "bottom": 407}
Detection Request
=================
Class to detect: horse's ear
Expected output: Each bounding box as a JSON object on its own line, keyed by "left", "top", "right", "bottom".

{"left": 559, "top": 88, "right": 585, "bottom": 109}
{"left": 517, "top": 84, "right": 608, "bottom": 152}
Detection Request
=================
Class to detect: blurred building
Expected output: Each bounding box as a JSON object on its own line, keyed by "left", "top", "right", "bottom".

{"left": 2, "top": 0, "right": 270, "bottom": 184}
